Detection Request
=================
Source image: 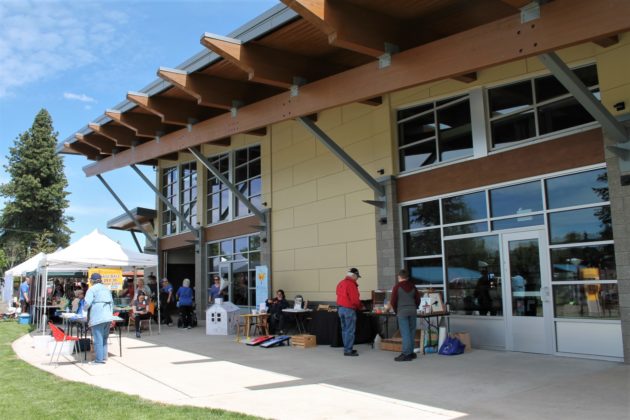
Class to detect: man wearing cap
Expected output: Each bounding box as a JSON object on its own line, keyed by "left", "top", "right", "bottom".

{"left": 84, "top": 273, "right": 114, "bottom": 364}
{"left": 336, "top": 268, "right": 364, "bottom": 356}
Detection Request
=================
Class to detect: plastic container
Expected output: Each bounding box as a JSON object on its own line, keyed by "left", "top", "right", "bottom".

{"left": 18, "top": 314, "right": 31, "bottom": 324}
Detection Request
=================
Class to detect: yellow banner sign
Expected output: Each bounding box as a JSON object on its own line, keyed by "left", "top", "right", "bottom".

{"left": 88, "top": 268, "right": 124, "bottom": 291}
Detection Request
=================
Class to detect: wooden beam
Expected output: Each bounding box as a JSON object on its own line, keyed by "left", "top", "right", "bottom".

{"left": 105, "top": 110, "right": 164, "bottom": 138}
{"left": 88, "top": 123, "right": 136, "bottom": 148}
{"left": 75, "top": 133, "right": 115, "bottom": 155}
{"left": 499, "top": 0, "right": 533, "bottom": 8}
{"left": 84, "top": 0, "right": 630, "bottom": 176}
{"left": 127, "top": 92, "right": 203, "bottom": 126}
{"left": 452, "top": 72, "right": 478, "bottom": 83}
{"left": 66, "top": 141, "right": 100, "bottom": 160}
{"left": 201, "top": 33, "right": 341, "bottom": 88}
{"left": 281, "top": 0, "right": 402, "bottom": 57}
{"left": 244, "top": 127, "right": 267, "bottom": 136}
{"left": 592, "top": 35, "right": 619, "bottom": 48}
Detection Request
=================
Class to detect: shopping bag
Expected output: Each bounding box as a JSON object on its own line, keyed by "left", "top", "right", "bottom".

{"left": 438, "top": 335, "right": 465, "bottom": 355}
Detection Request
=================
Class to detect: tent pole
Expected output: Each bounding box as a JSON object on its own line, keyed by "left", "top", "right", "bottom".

{"left": 41, "top": 267, "right": 48, "bottom": 335}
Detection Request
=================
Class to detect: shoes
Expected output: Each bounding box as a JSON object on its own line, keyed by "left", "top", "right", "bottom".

{"left": 394, "top": 353, "right": 413, "bottom": 362}
{"left": 88, "top": 360, "right": 106, "bottom": 365}
{"left": 135, "top": 332, "right": 141, "bottom": 338}
{"left": 344, "top": 351, "right": 359, "bottom": 357}
{"left": 410, "top": 352, "right": 417, "bottom": 359}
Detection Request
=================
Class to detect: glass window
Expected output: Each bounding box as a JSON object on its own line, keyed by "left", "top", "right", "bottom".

{"left": 445, "top": 235, "right": 502, "bottom": 316}
{"left": 442, "top": 191, "right": 486, "bottom": 224}
{"left": 492, "top": 215, "right": 544, "bottom": 230}
{"left": 399, "top": 140, "right": 436, "bottom": 170}
{"left": 550, "top": 245, "right": 616, "bottom": 281}
{"left": 399, "top": 113, "right": 435, "bottom": 146}
{"left": 545, "top": 169, "right": 608, "bottom": 209}
{"left": 402, "top": 200, "right": 439, "bottom": 229}
{"left": 490, "top": 181, "right": 542, "bottom": 217}
{"left": 161, "top": 167, "right": 178, "bottom": 236}
{"left": 443, "top": 222, "right": 487, "bottom": 236}
{"left": 179, "top": 162, "right": 197, "bottom": 231}
{"left": 491, "top": 110, "right": 536, "bottom": 148}
{"left": 538, "top": 97, "right": 595, "bottom": 135}
{"left": 407, "top": 258, "right": 444, "bottom": 287}
{"left": 404, "top": 229, "right": 441, "bottom": 257}
{"left": 488, "top": 80, "right": 532, "bottom": 117}
{"left": 548, "top": 206, "right": 612, "bottom": 244}
{"left": 437, "top": 100, "right": 473, "bottom": 162}
{"left": 207, "top": 153, "right": 230, "bottom": 224}
{"left": 553, "top": 283, "right": 619, "bottom": 319}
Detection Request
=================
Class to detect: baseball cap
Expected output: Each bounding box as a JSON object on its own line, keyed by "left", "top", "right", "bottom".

{"left": 90, "top": 272, "right": 102, "bottom": 281}
{"left": 349, "top": 268, "right": 361, "bottom": 278}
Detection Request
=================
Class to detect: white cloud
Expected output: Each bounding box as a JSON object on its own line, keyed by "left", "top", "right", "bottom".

{"left": 63, "top": 92, "right": 96, "bottom": 103}
{"left": 0, "top": 0, "right": 129, "bottom": 97}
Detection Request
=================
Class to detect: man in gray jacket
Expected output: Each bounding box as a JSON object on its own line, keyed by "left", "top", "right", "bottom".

{"left": 84, "top": 272, "right": 114, "bottom": 364}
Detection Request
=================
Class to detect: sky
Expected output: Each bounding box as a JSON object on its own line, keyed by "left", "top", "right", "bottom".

{"left": 0, "top": 0, "right": 278, "bottom": 253}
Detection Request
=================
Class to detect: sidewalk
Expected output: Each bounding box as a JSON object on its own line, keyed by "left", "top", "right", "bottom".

{"left": 14, "top": 325, "right": 629, "bottom": 420}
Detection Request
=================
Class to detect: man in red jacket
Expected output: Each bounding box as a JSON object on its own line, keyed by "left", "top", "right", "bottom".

{"left": 336, "top": 268, "right": 363, "bottom": 356}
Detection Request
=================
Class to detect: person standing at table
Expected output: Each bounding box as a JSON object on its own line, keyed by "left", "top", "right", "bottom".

{"left": 84, "top": 273, "right": 114, "bottom": 365}
{"left": 390, "top": 269, "right": 421, "bottom": 362}
{"left": 336, "top": 268, "right": 363, "bottom": 357}
{"left": 176, "top": 278, "right": 194, "bottom": 329}
{"left": 132, "top": 290, "right": 151, "bottom": 338}
{"left": 19, "top": 276, "right": 31, "bottom": 314}
{"left": 160, "top": 278, "right": 174, "bottom": 326}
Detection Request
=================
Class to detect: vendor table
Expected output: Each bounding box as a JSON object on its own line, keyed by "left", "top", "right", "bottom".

{"left": 366, "top": 311, "right": 450, "bottom": 338}
{"left": 282, "top": 309, "right": 312, "bottom": 334}
{"left": 308, "top": 310, "right": 377, "bottom": 347}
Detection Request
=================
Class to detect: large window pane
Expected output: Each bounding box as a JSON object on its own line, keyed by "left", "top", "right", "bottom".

{"left": 404, "top": 229, "right": 442, "bottom": 257}
{"left": 550, "top": 245, "right": 616, "bottom": 281}
{"left": 548, "top": 206, "right": 612, "bottom": 244}
{"left": 488, "top": 80, "right": 532, "bottom": 117}
{"left": 397, "top": 103, "right": 433, "bottom": 121}
{"left": 491, "top": 110, "right": 535, "bottom": 147}
{"left": 402, "top": 201, "right": 439, "bottom": 229}
{"left": 407, "top": 258, "right": 444, "bottom": 287}
{"left": 399, "top": 113, "right": 435, "bottom": 146}
{"left": 492, "top": 215, "right": 544, "bottom": 231}
{"left": 535, "top": 64, "right": 598, "bottom": 103}
{"left": 443, "top": 222, "right": 487, "bottom": 236}
{"left": 538, "top": 97, "right": 595, "bottom": 135}
{"left": 553, "top": 283, "right": 619, "bottom": 319}
{"left": 490, "top": 181, "right": 542, "bottom": 217}
{"left": 399, "top": 140, "right": 437, "bottom": 170}
{"left": 442, "top": 191, "right": 486, "bottom": 224}
{"left": 445, "top": 235, "right": 502, "bottom": 316}
{"left": 545, "top": 169, "right": 608, "bottom": 209}
{"left": 438, "top": 100, "right": 472, "bottom": 162}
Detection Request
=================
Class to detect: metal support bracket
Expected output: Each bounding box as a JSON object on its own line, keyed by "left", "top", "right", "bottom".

{"left": 96, "top": 174, "right": 157, "bottom": 248}
{"left": 187, "top": 146, "right": 267, "bottom": 226}
{"left": 538, "top": 52, "right": 630, "bottom": 172}
{"left": 296, "top": 116, "right": 387, "bottom": 221}
{"left": 521, "top": 2, "right": 541, "bottom": 23}
{"left": 130, "top": 164, "right": 199, "bottom": 234}
{"left": 290, "top": 77, "right": 307, "bottom": 97}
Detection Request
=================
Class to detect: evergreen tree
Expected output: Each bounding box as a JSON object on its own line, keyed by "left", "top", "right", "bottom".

{"left": 0, "top": 109, "right": 73, "bottom": 262}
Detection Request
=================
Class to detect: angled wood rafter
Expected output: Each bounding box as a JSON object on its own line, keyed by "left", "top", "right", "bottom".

{"left": 76, "top": 133, "right": 115, "bottom": 154}
{"left": 158, "top": 69, "right": 246, "bottom": 110}
{"left": 84, "top": 0, "right": 630, "bottom": 176}
{"left": 592, "top": 35, "right": 619, "bottom": 48}
{"left": 127, "top": 92, "right": 202, "bottom": 126}
{"left": 452, "top": 72, "right": 478, "bottom": 83}
{"left": 105, "top": 110, "right": 164, "bottom": 138}
{"left": 281, "top": 0, "right": 401, "bottom": 57}
{"left": 201, "top": 33, "right": 341, "bottom": 89}
{"left": 66, "top": 141, "right": 100, "bottom": 160}
{"left": 88, "top": 123, "right": 136, "bottom": 148}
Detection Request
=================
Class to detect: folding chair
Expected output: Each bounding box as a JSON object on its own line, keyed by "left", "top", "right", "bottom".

{"left": 48, "top": 322, "right": 80, "bottom": 365}
{"left": 127, "top": 310, "right": 152, "bottom": 336}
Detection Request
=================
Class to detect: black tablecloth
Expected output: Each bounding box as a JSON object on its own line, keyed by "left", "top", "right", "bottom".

{"left": 308, "top": 310, "right": 376, "bottom": 347}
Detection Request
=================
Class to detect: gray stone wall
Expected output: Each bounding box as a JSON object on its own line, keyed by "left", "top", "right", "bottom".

{"left": 375, "top": 176, "right": 401, "bottom": 291}
{"left": 604, "top": 124, "right": 630, "bottom": 363}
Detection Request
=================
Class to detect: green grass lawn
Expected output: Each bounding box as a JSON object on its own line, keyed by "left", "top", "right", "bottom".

{"left": 0, "top": 322, "right": 261, "bottom": 419}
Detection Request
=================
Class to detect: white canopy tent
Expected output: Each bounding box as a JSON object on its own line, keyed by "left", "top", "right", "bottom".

{"left": 36, "top": 229, "right": 158, "bottom": 332}
{"left": 2, "top": 253, "right": 46, "bottom": 304}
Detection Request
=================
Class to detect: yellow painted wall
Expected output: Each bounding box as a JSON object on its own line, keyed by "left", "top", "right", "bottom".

{"left": 269, "top": 100, "right": 392, "bottom": 301}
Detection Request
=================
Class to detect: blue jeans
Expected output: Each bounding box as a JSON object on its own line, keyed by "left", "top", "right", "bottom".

{"left": 338, "top": 307, "right": 356, "bottom": 354}
{"left": 91, "top": 322, "right": 110, "bottom": 362}
{"left": 398, "top": 315, "right": 416, "bottom": 356}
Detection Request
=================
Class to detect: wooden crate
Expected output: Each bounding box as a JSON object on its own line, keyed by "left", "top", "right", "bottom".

{"left": 380, "top": 330, "right": 424, "bottom": 353}
{"left": 291, "top": 334, "right": 317, "bottom": 348}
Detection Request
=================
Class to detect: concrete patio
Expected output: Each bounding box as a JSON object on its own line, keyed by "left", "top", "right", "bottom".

{"left": 14, "top": 323, "right": 629, "bottom": 420}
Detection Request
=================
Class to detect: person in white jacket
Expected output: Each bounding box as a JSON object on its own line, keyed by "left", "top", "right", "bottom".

{"left": 84, "top": 273, "right": 114, "bottom": 364}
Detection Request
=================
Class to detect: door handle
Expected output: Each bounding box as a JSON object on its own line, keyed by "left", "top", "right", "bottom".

{"left": 540, "top": 286, "right": 550, "bottom": 302}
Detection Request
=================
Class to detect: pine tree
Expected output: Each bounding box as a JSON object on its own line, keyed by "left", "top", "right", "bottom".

{"left": 0, "top": 109, "right": 73, "bottom": 262}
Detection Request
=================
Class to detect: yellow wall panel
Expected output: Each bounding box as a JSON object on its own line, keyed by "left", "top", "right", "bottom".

{"left": 345, "top": 189, "right": 375, "bottom": 217}
{"left": 317, "top": 170, "right": 370, "bottom": 200}
{"left": 294, "top": 243, "right": 347, "bottom": 270}
{"left": 273, "top": 250, "right": 295, "bottom": 271}
{"left": 341, "top": 102, "right": 376, "bottom": 123}
{"left": 318, "top": 213, "right": 376, "bottom": 245}
{"left": 271, "top": 137, "right": 317, "bottom": 172}
{"left": 273, "top": 269, "right": 320, "bottom": 293}
{"left": 317, "top": 107, "right": 343, "bottom": 131}
{"left": 272, "top": 224, "right": 318, "bottom": 251}
{"left": 292, "top": 153, "right": 344, "bottom": 185}
{"left": 271, "top": 167, "right": 293, "bottom": 192}
{"left": 597, "top": 43, "right": 630, "bottom": 91}
{"left": 294, "top": 195, "right": 346, "bottom": 227}
{"left": 346, "top": 239, "right": 377, "bottom": 268}
{"left": 271, "top": 124, "right": 293, "bottom": 153}
{"left": 271, "top": 208, "right": 294, "bottom": 231}
{"left": 273, "top": 180, "right": 317, "bottom": 210}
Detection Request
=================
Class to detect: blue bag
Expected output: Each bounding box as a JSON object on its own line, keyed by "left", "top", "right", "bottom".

{"left": 438, "top": 336, "right": 466, "bottom": 355}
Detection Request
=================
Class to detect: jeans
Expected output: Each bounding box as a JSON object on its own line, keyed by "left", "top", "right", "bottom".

{"left": 91, "top": 322, "right": 110, "bottom": 363}
{"left": 397, "top": 315, "right": 417, "bottom": 356}
{"left": 338, "top": 306, "right": 356, "bottom": 354}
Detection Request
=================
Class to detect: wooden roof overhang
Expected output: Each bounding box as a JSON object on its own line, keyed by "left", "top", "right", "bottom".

{"left": 59, "top": 0, "right": 630, "bottom": 177}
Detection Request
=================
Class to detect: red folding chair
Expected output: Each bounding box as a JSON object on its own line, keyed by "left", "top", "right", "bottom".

{"left": 48, "top": 322, "right": 80, "bottom": 365}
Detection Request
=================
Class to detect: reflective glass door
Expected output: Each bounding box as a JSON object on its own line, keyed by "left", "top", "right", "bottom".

{"left": 502, "top": 230, "right": 553, "bottom": 353}
{"left": 218, "top": 261, "right": 250, "bottom": 307}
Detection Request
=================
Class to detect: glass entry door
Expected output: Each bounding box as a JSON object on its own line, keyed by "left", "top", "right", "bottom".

{"left": 502, "top": 230, "right": 554, "bottom": 354}
{"left": 218, "top": 261, "right": 250, "bottom": 307}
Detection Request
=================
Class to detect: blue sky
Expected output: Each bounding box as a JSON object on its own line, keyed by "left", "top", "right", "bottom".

{"left": 0, "top": 0, "right": 278, "bottom": 252}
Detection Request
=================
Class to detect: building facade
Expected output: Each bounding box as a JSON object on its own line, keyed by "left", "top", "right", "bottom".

{"left": 62, "top": 1, "right": 630, "bottom": 361}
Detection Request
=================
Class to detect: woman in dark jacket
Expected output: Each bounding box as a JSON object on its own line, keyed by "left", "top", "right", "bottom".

{"left": 267, "top": 289, "right": 289, "bottom": 334}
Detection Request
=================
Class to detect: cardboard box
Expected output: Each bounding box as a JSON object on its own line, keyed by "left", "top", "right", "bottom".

{"left": 452, "top": 331, "right": 472, "bottom": 352}
{"left": 291, "top": 334, "right": 316, "bottom": 348}
{"left": 380, "top": 330, "right": 423, "bottom": 352}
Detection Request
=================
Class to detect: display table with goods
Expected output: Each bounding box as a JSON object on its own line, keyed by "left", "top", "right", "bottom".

{"left": 307, "top": 309, "right": 377, "bottom": 347}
